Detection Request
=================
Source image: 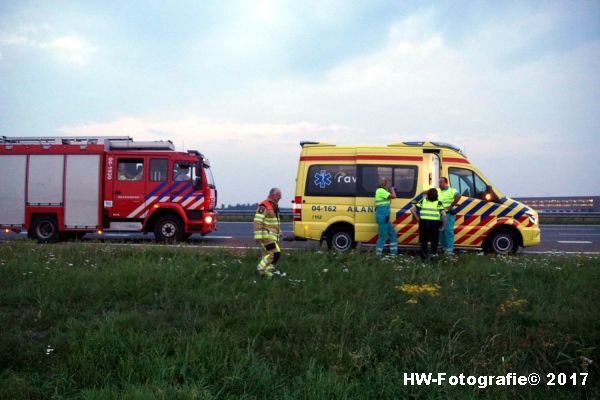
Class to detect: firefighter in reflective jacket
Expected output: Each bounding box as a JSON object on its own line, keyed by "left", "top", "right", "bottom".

{"left": 253, "top": 188, "right": 285, "bottom": 278}
{"left": 410, "top": 188, "right": 447, "bottom": 260}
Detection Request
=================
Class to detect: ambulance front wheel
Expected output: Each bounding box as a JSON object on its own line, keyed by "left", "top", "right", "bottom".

{"left": 154, "top": 215, "right": 184, "bottom": 242}
{"left": 31, "top": 216, "right": 59, "bottom": 243}
{"left": 487, "top": 228, "right": 518, "bottom": 255}
{"left": 326, "top": 227, "right": 357, "bottom": 252}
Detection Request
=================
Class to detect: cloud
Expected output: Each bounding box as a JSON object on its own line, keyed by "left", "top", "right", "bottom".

{"left": 0, "top": 29, "right": 94, "bottom": 65}
{"left": 58, "top": 117, "right": 350, "bottom": 205}
{"left": 58, "top": 116, "right": 349, "bottom": 145}
{"left": 56, "top": 7, "right": 600, "bottom": 201}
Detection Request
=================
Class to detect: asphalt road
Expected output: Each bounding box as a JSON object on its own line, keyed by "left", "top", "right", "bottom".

{"left": 2, "top": 223, "right": 600, "bottom": 254}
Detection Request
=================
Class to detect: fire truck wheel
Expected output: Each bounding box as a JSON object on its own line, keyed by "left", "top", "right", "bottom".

{"left": 32, "top": 216, "right": 59, "bottom": 243}
{"left": 154, "top": 215, "right": 184, "bottom": 242}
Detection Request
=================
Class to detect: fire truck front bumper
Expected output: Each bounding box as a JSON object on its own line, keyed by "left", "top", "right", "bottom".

{"left": 199, "top": 211, "right": 217, "bottom": 234}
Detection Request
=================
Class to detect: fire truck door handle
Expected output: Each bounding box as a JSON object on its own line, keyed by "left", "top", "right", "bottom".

{"left": 114, "top": 190, "right": 121, "bottom": 195}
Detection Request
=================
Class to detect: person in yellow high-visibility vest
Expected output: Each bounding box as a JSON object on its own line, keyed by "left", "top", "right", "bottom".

{"left": 374, "top": 178, "right": 398, "bottom": 257}
{"left": 410, "top": 188, "right": 447, "bottom": 260}
{"left": 437, "top": 177, "right": 460, "bottom": 255}
{"left": 253, "top": 188, "right": 285, "bottom": 278}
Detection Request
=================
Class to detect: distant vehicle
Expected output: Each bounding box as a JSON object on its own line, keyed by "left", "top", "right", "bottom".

{"left": 0, "top": 136, "right": 217, "bottom": 242}
{"left": 292, "top": 141, "right": 540, "bottom": 254}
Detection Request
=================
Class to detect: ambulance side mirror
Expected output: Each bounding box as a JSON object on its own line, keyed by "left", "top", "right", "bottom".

{"left": 483, "top": 185, "right": 496, "bottom": 202}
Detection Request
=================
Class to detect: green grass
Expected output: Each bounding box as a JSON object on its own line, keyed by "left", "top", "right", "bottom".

{"left": 0, "top": 242, "right": 598, "bottom": 399}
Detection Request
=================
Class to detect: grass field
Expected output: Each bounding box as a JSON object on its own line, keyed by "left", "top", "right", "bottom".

{"left": 0, "top": 242, "right": 598, "bottom": 399}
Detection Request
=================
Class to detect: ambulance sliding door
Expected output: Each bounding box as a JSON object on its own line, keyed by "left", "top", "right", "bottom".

{"left": 354, "top": 163, "right": 420, "bottom": 243}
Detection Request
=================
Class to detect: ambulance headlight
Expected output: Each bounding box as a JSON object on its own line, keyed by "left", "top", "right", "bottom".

{"left": 525, "top": 212, "right": 538, "bottom": 225}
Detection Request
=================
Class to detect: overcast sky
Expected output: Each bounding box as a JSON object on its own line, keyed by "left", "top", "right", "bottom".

{"left": 1, "top": 1, "right": 599, "bottom": 206}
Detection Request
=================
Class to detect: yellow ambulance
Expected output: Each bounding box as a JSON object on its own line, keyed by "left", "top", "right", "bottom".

{"left": 292, "top": 141, "right": 540, "bottom": 254}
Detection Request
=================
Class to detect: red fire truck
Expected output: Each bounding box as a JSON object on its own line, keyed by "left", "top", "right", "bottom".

{"left": 0, "top": 136, "right": 217, "bottom": 242}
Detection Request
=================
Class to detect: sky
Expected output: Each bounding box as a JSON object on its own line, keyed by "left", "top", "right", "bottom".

{"left": 1, "top": 0, "right": 599, "bottom": 206}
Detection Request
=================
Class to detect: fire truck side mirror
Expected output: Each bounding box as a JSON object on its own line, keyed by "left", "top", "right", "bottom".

{"left": 193, "top": 177, "right": 202, "bottom": 190}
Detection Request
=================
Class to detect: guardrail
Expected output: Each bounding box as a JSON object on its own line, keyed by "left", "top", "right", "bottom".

{"left": 538, "top": 212, "right": 600, "bottom": 218}
{"left": 216, "top": 210, "right": 600, "bottom": 217}
{"left": 218, "top": 209, "right": 293, "bottom": 216}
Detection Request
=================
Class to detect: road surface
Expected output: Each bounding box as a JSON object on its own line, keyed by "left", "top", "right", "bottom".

{"left": 2, "top": 223, "right": 599, "bottom": 254}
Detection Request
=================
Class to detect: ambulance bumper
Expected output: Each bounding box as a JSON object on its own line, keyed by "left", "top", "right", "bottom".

{"left": 522, "top": 226, "right": 541, "bottom": 247}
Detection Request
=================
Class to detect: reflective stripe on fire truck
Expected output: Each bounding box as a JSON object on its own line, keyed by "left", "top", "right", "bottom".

{"left": 127, "top": 181, "right": 204, "bottom": 218}
{"left": 187, "top": 194, "right": 205, "bottom": 210}
{"left": 127, "top": 196, "right": 158, "bottom": 219}
{"left": 127, "top": 181, "right": 180, "bottom": 218}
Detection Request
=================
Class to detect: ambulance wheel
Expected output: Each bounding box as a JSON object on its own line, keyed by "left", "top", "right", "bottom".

{"left": 487, "top": 229, "right": 518, "bottom": 255}
{"left": 32, "top": 216, "right": 59, "bottom": 243}
{"left": 154, "top": 215, "right": 184, "bottom": 242}
{"left": 327, "top": 227, "right": 356, "bottom": 252}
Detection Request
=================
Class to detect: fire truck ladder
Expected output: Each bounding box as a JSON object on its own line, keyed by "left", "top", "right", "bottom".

{"left": 1, "top": 136, "right": 175, "bottom": 150}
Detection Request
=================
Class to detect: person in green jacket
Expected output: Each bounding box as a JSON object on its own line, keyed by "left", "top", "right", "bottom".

{"left": 411, "top": 188, "right": 447, "bottom": 260}
{"left": 374, "top": 178, "right": 398, "bottom": 257}
{"left": 437, "top": 177, "right": 460, "bottom": 255}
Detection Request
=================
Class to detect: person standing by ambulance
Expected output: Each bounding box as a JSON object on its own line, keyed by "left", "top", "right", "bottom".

{"left": 375, "top": 178, "right": 398, "bottom": 257}
{"left": 437, "top": 177, "right": 460, "bottom": 255}
{"left": 411, "top": 188, "right": 447, "bottom": 260}
{"left": 253, "top": 188, "right": 285, "bottom": 278}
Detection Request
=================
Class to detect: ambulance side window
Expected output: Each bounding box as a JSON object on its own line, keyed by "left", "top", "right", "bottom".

{"left": 117, "top": 159, "right": 144, "bottom": 181}
{"left": 357, "top": 165, "right": 417, "bottom": 198}
{"left": 150, "top": 159, "right": 168, "bottom": 182}
{"left": 358, "top": 166, "right": 392, "bottom": 196}
{"left": 473, "top": 174, "right": 488, "bottom": 198}
{"left": 392, "top": 166, "right": 418, "bottom": 198}
{"left": 449, "top": 167, "right": 487, "bottom": 199}
{"left": 306, "top": 165, "right": 356, "bottom": 196}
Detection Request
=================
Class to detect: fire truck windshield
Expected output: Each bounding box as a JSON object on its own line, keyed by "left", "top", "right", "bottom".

{"left": 204, "top": 164, "right": 215, "bottom": 188}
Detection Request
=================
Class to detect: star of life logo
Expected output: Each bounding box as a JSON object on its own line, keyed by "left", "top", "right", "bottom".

{"left": 314, "top": 170, "right": 332, "bottom": 188}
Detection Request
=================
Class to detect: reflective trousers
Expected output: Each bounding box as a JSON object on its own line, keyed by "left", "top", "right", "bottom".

{"left": 375, "top": 212, "right": 398, "bottom": 256}
{"left": 257, "top": 241, "right": 281, "bottom": 273}
{"left": 419, "top": 219, "right": 440, "bottom": 258}
{"left": 439, "top": 213, "right": 455, "bottom": 254}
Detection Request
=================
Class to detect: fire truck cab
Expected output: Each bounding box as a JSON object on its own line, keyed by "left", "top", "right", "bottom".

{"left": 0, "top": 136, "right": 217, "bottom": 242}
